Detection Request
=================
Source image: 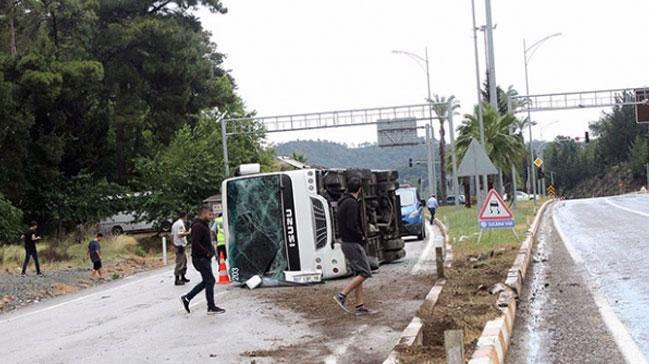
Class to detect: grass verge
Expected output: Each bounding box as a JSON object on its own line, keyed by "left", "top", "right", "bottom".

{"left": 397, "top": 200, "right": 543, "bottom": 363}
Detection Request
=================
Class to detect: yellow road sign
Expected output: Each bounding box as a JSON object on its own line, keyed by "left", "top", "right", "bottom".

{"left": 534, "top": 158, "right": 543, "bottom": 168}
{"left": 547, "top": 185, "right": 556, "bottom": 197}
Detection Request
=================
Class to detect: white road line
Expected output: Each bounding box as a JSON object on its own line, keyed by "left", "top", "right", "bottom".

{"left": 0, "top": 269, "right": 173, "bottom": 325}
{"left": 411, "top": 224, "right": 437, "bottom": 274}
{"left": 552, "top": 207, "right": 648, "bottom": 364}
{"left": 605, "top": 198, "right": 649, "bottom": 218}
{"left": 323, "top": 324, "right": 368, "bottom": 364}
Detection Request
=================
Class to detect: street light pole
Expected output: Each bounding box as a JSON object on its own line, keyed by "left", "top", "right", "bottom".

{"left": 392, "top": 48, "right": 438, "bottom": 196}
{"left": 523, "top": 32, "right": 562, "bottom": 205}
{"left": 471, "top": 0, "right": 486, "bottom": 208}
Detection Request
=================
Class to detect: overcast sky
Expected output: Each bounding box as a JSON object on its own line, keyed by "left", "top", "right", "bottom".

{"left": 198, "top": 0, "right": 649, "bottom": 146}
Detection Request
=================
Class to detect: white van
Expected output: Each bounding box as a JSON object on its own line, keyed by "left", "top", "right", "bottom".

{"left": 99, "top": 212, "right": 172, "bottom": 235}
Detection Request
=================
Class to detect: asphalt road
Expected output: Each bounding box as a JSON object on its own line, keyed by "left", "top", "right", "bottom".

{"left": 508, "top": 195, "right": 649, "bottom": 364}
{"left": 0, "top": 224, "right": 442, "bottom": 364}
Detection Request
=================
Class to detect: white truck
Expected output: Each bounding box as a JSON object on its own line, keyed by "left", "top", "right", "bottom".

{"left": 221, "top": 167, "right": 405, "bottom": 283}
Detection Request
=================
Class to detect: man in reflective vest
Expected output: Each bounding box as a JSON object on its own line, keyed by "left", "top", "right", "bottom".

{"left": 213, "top": 214, "right": 227, "bottom": 261}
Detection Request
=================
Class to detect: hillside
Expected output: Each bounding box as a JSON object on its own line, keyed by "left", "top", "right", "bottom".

{"left": 274, "top": 139, "right": 441, "bottom": 186}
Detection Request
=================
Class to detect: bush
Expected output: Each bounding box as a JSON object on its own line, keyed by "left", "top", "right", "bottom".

{"left": 0, "top": 193, "right": 23, "bottom": 244}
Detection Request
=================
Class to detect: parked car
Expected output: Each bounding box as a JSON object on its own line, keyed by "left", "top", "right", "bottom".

{"left": 445, "top": 194, "right": 466, "bottom": 205}
{"left": 396, "top": 187, "right": 426, "bottom": 240}
{"left": 99, "top": 212, "right": 172, "bottom": 235}
{"left": 503, "top": 191, "right": 538, "bottom": 201}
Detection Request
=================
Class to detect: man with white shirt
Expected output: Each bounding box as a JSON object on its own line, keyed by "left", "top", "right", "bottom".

{"left": 172, "top": 212, "right": 191, "bottom": 286}
{"left": 426, "top": 195, "right": 439, "bottom": 224}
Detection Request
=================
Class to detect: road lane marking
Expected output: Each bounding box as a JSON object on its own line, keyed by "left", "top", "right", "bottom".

{"left": 605, "top": 198, "right": 649, "bottom": 218}
{"left": 0, "top": 269, "right": 175, "bottom": 325}
{"left": 323, "top": 324, "right": 368, "bottom": 364}
{"left": 411, "top": 223, "right": 438, "bottom": 274}
{"left": 552, "top": 208, "right": 648, "bottom": 364}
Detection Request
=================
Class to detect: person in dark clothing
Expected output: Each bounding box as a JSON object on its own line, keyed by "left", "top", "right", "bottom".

{"left": 333, "top": 178, "right": 373, "bottom": 316}
{"left": 21, "top": 221, "right": 43, "bottom": 277}
{"left": 88, "top": 233, "right": 103, "bottom": 279}
{"left": 180, "top": 206, "right": 225, "bottom": 315}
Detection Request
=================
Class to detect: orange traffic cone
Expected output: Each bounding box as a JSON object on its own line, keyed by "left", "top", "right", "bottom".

{"left": 217, "top": 251, "right": 231, "bottom": 284}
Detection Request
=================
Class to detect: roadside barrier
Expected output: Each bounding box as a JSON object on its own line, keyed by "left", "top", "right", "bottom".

{"left": 383, "top": 220, "right": 452, "bottom": 364}
{"left": 468, "top": 199, "right": 553, "bottom": 364}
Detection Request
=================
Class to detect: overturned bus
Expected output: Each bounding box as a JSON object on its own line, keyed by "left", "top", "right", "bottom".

{"left": 221, "top": 167, "right": 405, "bottom": 283}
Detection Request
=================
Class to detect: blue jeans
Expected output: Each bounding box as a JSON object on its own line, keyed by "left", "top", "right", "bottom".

{"left": 185, "top": 257, "right": 216, "bottom": 308}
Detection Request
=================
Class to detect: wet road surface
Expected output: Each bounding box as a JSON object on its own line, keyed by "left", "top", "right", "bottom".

{"left": 508, "top": 195, "right": 649, "bottom": 363}
{"left": 0, "top": 224, "right": 442, "bottom": 364}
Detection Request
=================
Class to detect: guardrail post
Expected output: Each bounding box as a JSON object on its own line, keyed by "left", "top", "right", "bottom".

{"left": 445, "top": 329, "right": 464, "bottom": 364}
{"left": 435, "top": 247, "right": 445, "bottom": 278}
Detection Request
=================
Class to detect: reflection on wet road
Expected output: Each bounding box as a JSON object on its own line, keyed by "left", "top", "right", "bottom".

{"left": 509, "top": 195, "right": 649, "bottom": 364}
{"left": 555, "top": 196, "right": 649, "bottom": 359}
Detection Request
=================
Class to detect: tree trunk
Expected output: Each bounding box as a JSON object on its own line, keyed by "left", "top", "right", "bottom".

{"left": 463, "top": 176, "right": 472, "bottom": 208}
{"left": 115, "top": 123, "right": 128, "bottom": 185}
{"left": 9, "top": 10, "right": 17, "bottom": 55}
{"left": 439, "top": 121, "right": 447, "bottom": 201}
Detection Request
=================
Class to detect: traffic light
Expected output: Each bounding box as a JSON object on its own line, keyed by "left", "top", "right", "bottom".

{"left": 408, "top": 158, "right": 413, "bottom": 168}
{"left": 537, "top": 167, "right": 545, "bottom": 179}
{"left": 585, "top": 131, "right": 590, "bottom": 143}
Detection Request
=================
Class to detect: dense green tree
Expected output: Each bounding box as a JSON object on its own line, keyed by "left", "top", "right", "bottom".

{"left": 0, "top": 192, "right": 23, "bottom": 244}
{"left": 133, "top": 112, "right": 273, "bottom": 225}
{"left": 628, "top": 134, "right": 648, "bottom": 178}
{"left": 0, "top": 0, "right": 259, "bottom": 235}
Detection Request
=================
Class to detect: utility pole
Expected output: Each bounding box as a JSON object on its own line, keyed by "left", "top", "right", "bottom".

{"left": 447, "top": 101, "right": 460, "bottom": 207}
{"left": 425, "top": 48, "right": 438, "bottom": 197}
{"left": 219, "top": 112, "right": 230, "bottom": 177}
{"left": 471, "top": 0, "right": 487, "bottom": 208}
{"left": 426, "top": 124, "right": 435, "bottom": 196}
{"left": 485, "top": 0, "right": 498, "bottom": 108}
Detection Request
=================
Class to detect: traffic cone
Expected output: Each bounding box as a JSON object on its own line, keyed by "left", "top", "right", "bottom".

{"left": 217, "top": 251, "right": 231, "bottom": 284}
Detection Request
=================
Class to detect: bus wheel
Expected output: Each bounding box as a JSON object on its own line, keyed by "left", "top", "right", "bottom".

{"left": 160, "top": 221, "right": 172, "bottom": 232}
{"left": 111, "top": 226, "right": 124, "bottom": 236}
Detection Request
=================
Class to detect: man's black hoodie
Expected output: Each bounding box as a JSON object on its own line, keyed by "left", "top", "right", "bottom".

{"left": 337, "top": 193, "right": 365, "bottom": 244}
{"left": 190, "top": 218, "right": 215, "bottom": 258}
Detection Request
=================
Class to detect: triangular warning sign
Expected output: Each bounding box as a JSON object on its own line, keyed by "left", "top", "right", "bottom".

{"left": 478, "top": 189, "right": 514, "bottom": 221}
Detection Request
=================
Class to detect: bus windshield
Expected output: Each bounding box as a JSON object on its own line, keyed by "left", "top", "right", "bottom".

{"left": 226, "top": 175, "right": 288, "bottom": 281}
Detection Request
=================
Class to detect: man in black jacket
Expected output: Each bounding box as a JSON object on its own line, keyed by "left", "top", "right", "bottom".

{"left": 180, "top": 206, "right": 225, "bottom": 315}
{"left": 333, "top": 177, "right": 373, "bottom": 316}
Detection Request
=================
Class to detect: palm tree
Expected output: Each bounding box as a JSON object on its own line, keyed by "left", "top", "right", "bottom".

{"left": 431, "top": 95, "right": 460, "bottom": 201}
{"left": 290, "top": 151, "right": 307, "bottom": 163}
{"left": 456, "top": 103, "right": 526, "bottom": 176}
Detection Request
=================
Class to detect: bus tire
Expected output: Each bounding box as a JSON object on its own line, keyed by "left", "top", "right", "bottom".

{"left": 383, "top": 249, "right": 406, "bottom": 262}
{"left": 382, "top": 238, "right": 405, "bottom": 251}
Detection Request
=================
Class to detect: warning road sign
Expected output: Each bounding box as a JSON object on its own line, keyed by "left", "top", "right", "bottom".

{"left": 478, "top": 189, "right": 515, "bottom": 229}
{"left": 547, "top": 185, "right": 556, "bottom": 197}
{"left": 534, "top": 158, "right": 543, "bottom": 168}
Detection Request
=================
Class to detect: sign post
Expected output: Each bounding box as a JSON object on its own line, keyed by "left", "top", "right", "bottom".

{"left": 477, "top": 189, "right": 516, "bottom": 244}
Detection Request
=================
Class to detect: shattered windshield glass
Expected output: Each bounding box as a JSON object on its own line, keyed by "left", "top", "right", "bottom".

{"left": 227, "top": 175, "right": 287, "bottom": 281}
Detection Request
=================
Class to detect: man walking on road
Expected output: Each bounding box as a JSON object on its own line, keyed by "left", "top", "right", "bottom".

{"left": 21, "top": 221, "right": 43, "bottom": 277}
{"left": 172, "top": 212, "right": 191, "bottom": 286}
{"left": 426, "top": 194, "right": 439, "bottom": 224}
{"left": 180, "top": 206, "right": 225, "bottom": 315}
{"left": 333, "top": 178, "right": 373, "bottom": 316}
{"left": 88, "top": 233, "right": 103, "bottom": 279}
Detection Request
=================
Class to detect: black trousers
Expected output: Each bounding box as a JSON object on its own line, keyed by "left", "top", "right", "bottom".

{"left": 185, "top": 256, "right": 216, "bottom": 308}
{"left": 428, "top": 207, "right": 436, "bottom": 223}
{"left": 22, "top": 247, "right": 41, "bottom": 274}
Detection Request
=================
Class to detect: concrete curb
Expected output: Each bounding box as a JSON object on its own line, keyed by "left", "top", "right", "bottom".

{"left": 383, "top": 219, "right": 452, "bottom": 364}
{"left": 468, "top": 200, "right": 554, "bottom": 364}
